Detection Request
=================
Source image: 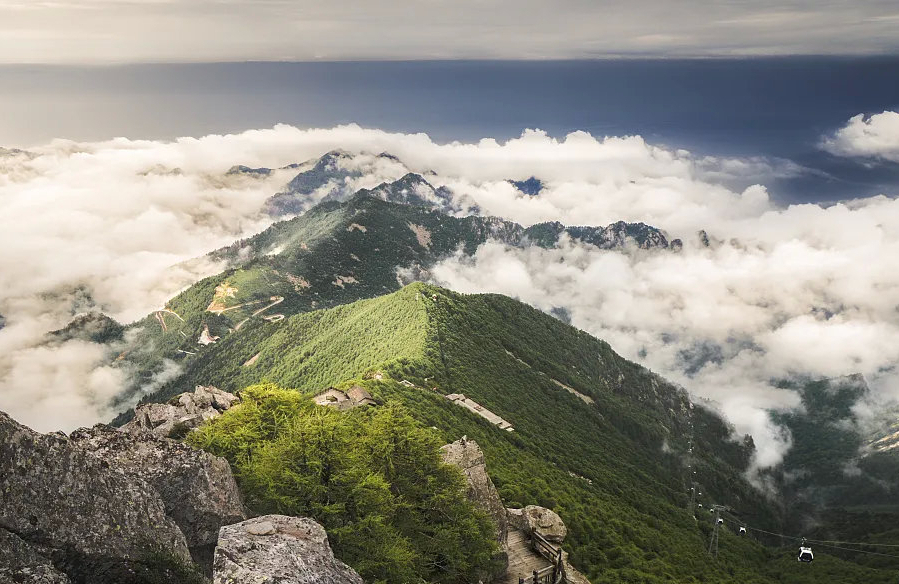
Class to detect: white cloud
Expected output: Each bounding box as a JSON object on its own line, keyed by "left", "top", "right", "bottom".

{"left": 428, "top": 190, "right": 899, "bottom": 467}
{"left": 0, "top": 122, "right": 896, "bottom": 473}
{"left": 822, "top": 110, "right": 899, "bottom": 162}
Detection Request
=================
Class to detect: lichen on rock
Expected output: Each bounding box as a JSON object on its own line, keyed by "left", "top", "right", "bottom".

{"left": 212, "top": 515, "right": 364, "bottom": 584}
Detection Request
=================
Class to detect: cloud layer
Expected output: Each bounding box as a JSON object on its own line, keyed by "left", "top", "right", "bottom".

{"left": 3, "top": 0, "right": 899, "bottom": 62}
{"left": 0, "top": 120, "right": 897, "bottom": 472}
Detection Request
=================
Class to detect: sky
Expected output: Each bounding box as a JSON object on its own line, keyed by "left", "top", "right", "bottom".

{"left": 1, "top": 113, "right": 899, "bottom": 474}
{"left": 2, "top": 0, "right": 899, "bottom": 63}
{"left": 1, "top": 0, "right": 899, "bottom": 470}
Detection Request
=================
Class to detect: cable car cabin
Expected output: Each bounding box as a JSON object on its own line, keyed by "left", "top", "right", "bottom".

{"left": 798, "top": 546, "right": 814, "bottom": 563}
{"left": 716, "top": 518, "right": 724, "bottom": 525}
{"left": 739, "top": 527, "right": 747, "bottom": 536}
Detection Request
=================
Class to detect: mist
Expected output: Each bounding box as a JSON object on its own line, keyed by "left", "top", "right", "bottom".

{"left": 0, "top": 120, "right": 896, "bottom": 470}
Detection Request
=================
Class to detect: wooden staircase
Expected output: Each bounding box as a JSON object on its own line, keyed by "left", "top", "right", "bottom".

{"left": 500, "top": 528, "right": 554, "bottom": 584}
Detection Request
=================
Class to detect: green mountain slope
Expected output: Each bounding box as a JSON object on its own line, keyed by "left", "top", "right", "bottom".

{"left": 142, "top": 283, "right": 896, "bottom": 583}
{"left": 112, "top": 194, "right": 675, "bottom": 404}
{"left": 766, "top": 376, "right": 899, "bottom": 567}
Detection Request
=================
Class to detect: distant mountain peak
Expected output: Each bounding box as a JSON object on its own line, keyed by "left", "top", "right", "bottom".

{"left": 510, "top": 176, "right": 544, "bottom": 196}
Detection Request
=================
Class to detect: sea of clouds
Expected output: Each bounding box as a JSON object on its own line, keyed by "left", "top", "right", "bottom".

{"left": 1, "top": 115, "right": 898, "bottom": 471}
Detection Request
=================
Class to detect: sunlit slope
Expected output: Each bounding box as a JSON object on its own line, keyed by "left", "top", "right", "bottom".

{"left": 115, "top": 193, "right": 677, "bottom": 395}
{"left": 136, "top": 283, "right": 896, "bottom": 583}
{"left": 115, "top": 195, "right": 522, "bottom": 381}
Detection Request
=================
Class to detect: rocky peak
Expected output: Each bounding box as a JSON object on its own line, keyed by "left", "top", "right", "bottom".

{"left": 440, "top": 436, "right": 508, "bottom": 545}
{"left": 568, "top": 221, "right": 670, "bottom": 250}
{"left": 213, "top": 515, "right": 364, "bottom": 584}
{"left": 362, "top": 172, "right": 444, "bottom": 208}
{"left": 510, "top": 176, "right": 544, "bottom": 196}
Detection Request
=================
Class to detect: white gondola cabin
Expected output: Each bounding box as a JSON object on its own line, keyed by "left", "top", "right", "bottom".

{"left": 798, "top": 546, "right": 814, "bottom": 563}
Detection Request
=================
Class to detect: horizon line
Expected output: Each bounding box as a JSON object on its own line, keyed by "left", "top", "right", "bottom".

{"left": 3, "top": 54, "right": 899, "bottom": 67}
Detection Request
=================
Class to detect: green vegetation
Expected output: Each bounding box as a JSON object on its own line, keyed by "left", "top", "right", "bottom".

{"left": 188, "top": 384, "right": 500, "bottom": 584}
{"left": 163, "top": 283, "right": 899, "bottom": 583}
{"left": 112, "top": 194, "right": 673, "bottom": 412}
{"left": 766, "top": 377, "right": 899, "bottom": 569}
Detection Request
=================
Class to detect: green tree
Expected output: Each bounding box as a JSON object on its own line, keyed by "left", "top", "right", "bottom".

{"left": 188, "top": 384, "right": 498, "bottom": 584}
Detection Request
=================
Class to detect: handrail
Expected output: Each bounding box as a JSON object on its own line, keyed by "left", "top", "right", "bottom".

{"left": 524, "top": 531, "right": 569, "bottom": 584}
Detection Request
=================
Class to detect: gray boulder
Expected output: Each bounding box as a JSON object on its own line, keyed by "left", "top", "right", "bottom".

{"left": 123, "top": 385, "right": 239, "bottom": 439}
{"left": 0, "top": 411, "right": 192, "bottom": 583}
{"left": 507, "top": 505, "right": 568, "bottom": 543}
{"left": 213, "top": 515, "right": 363, "bottom": 584}
{"left": 69, "top": 423, "right": 246, "bottom": 568}
{"left": 0, "top": 528, "right": 71, "bottom": 584}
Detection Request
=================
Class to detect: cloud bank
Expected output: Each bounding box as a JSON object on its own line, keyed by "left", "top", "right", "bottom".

{"left": 0, "top": 120, "right": 896, "bottom": 473}
{"left": 822, "top": 111, "right": 899, "bottom": 163}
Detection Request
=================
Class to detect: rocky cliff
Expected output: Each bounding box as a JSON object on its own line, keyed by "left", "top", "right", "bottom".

{"left": 0, "top": 410, "right": 194, "bottom": 583}
{"left": 0, "top": 386, "right": 370, "bottom": 584}
{"left": 440, "top": 436, "right": 509, "bottom": 545}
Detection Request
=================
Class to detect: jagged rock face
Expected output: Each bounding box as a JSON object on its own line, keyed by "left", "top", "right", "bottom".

{"left": 0, "top": 411, "right": 191, "bottom": 583}
{"left": 566, "top": 221, "right": 670, "bottom": 250}
{"left": 440, "top": 437, "right": 509, "bottom": 545}
{"left": 507, "top": 506, "right": 568, "bottom": 543}
{"left": 0, "top": 528, "right": 72, "bottom": 584}
{"left": 68, "top": 424, "right": 246, "bottom": 568}
{"left": 122, "top": 385, "right": 239, "bottom": 439}
{"left": 212, "top": 515, "right": 364, "bottom": 584}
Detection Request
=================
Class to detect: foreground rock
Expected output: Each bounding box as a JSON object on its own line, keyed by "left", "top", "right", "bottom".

{"left": 213, "top": 515, "right": 364, "bottom": 584}
{"left": 0, "top": 528, "right": 71, "bottom": 584}
{"left": 69, "top": 423, "right": 246, "bottom": 567}
{"left": 123, "top": 385, "right": 239, "bottom": 438}
{"left": 0, "top": 411, "right": 192, "bottom": 583}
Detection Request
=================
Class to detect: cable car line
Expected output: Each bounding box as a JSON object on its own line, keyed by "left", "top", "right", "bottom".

{"left": 711, "top": 517, "right": 899, "bottom": 560}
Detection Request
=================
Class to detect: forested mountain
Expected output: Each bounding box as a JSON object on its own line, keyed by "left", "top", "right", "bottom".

{"left": 132, "top": 283, "right": 897, "bottom": 583}
{"left": 56, "top": 156, "right": 894, "bottom": 582}
{"left": 107, "top": 193, "right": 675, "bottom": 407}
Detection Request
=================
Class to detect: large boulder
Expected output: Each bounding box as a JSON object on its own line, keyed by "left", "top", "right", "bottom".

{"left": 440, "top": 436, "right": 508, "bottom": 544}
{"left": 69, "top": 424, "right": 246, "bottom": 568}
{"left": 123, "top": 385, "right": 239, "bottom": 439}
{"left": 0, "top": 411, "right": 192, "bottom": 583}
{"left": 507, "top": 505, "right": 568, "bottom": 543}
{"left": 0, "top": 528, "right": 71, "bottom": 584}
{"left": 212, "top": 515, "right": 364, "bottom": 584}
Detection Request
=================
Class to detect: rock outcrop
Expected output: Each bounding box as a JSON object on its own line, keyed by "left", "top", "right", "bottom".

{"left": 69, "top": 423, "right": 246, "bottom": 567}
{"left": 440, "top": 436, "right": 508, "bottom": 545}
{"left": 505, "top": 505, "right": 592, "bottom": 584}
{"left": 0, "top": 528, "right": 72, "bottom": 584}
{"left": 0, "top": 411, "right": 192, "bottom": 583}
{"left": 212, "top": 515, "right": 364, "bottom": 584}
{"left": 122, "top": 385, "right": 239, "bottom": 438}
{"left": 507, "top": 505, "right": 567, "bottom": 543}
